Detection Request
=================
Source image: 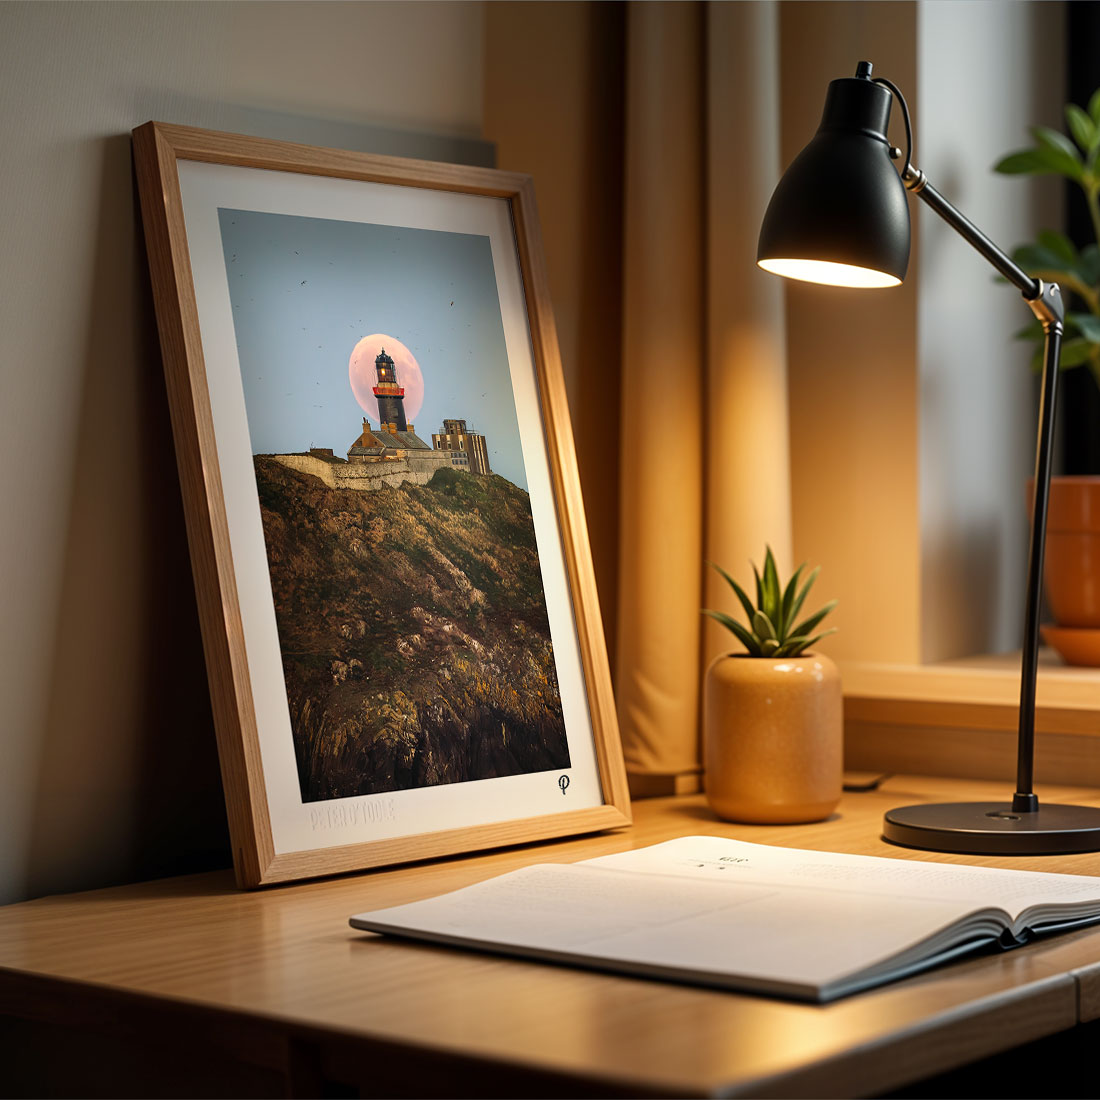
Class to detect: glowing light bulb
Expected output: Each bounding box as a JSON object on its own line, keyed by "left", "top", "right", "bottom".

{"left": 757, "top": 258, "right": 901, "bottom": 288}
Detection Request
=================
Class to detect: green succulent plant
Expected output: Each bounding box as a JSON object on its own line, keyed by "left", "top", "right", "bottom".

{"left": 704, "top": 547, "right": 837, "bottom": 658}
{"left": 994, "top": 86, "right": 1100, "bottom": 386}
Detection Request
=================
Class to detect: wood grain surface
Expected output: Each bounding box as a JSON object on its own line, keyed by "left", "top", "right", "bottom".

{"left": 4, "top": 777, "right": 1100, "bottom": 1096}
{"left": 843, "top": 654, "right": 1100, "bottom": 788}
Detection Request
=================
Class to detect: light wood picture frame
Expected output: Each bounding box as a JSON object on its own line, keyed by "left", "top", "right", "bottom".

{"left": 132, "top": 122, "right": 630, "bottom": 888}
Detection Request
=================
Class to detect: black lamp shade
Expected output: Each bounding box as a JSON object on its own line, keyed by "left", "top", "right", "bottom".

{"left": 757, "top": 75, "right": 910, "bottom": 288}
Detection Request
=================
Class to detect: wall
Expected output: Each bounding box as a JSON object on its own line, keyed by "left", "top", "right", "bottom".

{"left": 704, "top": 1, "right": 791, "bottom": 666}
{"left": 482, "top": 2, "right": 626, "bottom": 664}
{"left": 783, "top": 1, "right": 923, "bottom": 664}
{"left": 917, "top": 0, "right": 1064, "bottom": 660}
{"left": 0, "top": 0, "right": 485, "bottom": 905}
{"left": 783, "top": 0, "right": 1064, "bottom": 665}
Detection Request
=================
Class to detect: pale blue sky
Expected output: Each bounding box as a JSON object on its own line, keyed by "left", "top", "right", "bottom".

{"left": 217, "top": 208, "right": 528, "bottom": 490}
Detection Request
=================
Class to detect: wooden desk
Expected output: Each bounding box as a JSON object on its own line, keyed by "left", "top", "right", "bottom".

{"left": 4, "top": 775, "right": 1100, "bottom": 1098}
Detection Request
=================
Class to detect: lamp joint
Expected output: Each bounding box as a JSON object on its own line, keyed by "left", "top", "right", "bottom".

{"left": 901, "top": 163, "right": 927, "bottom": 194}
{"left": 1027, "top": 281, "right": 1065, "bottom": 329}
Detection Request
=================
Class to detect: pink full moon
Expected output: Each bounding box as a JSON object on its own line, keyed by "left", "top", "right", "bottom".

{"left": 348, "top": 334, "right": 425, "bottom": 426}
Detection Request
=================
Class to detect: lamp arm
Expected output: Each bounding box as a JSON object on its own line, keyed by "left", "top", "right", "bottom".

{"left": 903, "top": 159, "right": 1066, "bottom": 812}
{"left": 902, "top": 163, "right": 1044, "bottom": 301}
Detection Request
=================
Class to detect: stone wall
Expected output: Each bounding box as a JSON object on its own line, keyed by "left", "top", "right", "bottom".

{"left": 269, "top": 449, "right": 458, "bottom": 492}
{"left": 269, "top": 453, "right": 343, "bottom": 488}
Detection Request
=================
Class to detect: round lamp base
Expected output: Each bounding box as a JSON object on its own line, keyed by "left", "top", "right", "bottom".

{"left": 883, "top": 802, "right": 1100, "bottom": 855}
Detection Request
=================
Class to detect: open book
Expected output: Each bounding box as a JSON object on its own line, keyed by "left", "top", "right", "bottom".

{"left": 349, "top": 836, "right": 1100, "bottom": 1002}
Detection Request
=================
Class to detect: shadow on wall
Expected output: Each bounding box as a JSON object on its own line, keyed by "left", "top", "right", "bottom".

{"left": 26, "top": 134, "right": 230, "bottom": 899}
{"left": 920, "top": 521, "right": 1005, "bottom": 663}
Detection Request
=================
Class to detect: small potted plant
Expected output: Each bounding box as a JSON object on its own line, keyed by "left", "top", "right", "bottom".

{"left": 995, "top": 88, "right": 1100, "bottom": 662}
{"left": 702, "top": 548, "right": 841, "bottom": 824}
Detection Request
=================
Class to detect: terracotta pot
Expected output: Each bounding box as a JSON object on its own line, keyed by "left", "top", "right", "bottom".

{"left": 1027, "top": 476, "right": 1100, "bottom": 666}
{"left": 1040, "top": 476, "right": 1100, "bottom": 628}
{"left": 703, "top": 652, "right": 842, "bottom": 824}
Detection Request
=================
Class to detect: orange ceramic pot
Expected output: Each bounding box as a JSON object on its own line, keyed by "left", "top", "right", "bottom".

{"left": 703, "top": 652, "right": 842, "bottom": 824}
{"left": 1041, "top": 476, "right": 1100, "bottom": 629}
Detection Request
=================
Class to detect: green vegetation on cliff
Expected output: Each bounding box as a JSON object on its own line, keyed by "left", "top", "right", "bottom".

{"left": 254, "top": 458, "right": 569, "bottom": 801}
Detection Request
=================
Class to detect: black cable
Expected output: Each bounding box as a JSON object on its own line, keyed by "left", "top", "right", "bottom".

{"left": 843, "top": 773, "right": 894, "bottom": 793}
{"left": 872, "top": 75, "right": 912, "bottom": 181}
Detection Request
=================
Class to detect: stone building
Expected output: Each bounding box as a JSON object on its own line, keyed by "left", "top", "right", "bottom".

{"left": 432, "top": 418, "right": 492, "bottom": 475}
{"left": 347, "top": 418, "right": 435, "bottom": 463}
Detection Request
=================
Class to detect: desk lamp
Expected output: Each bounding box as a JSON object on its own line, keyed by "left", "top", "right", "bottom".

{"left": 758, "top": 60, "right": 1100, "bottom": 854}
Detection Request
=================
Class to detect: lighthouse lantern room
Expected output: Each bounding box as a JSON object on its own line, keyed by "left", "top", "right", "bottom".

{"left": 372, "top": 347, "right": 408, "bottom": 431}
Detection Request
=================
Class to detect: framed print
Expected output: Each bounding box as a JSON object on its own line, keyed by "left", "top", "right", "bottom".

{"left": 132, "top": 122, "right": 630, "bottom": 887}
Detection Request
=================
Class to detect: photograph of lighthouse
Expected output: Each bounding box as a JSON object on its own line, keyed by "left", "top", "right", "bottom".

{"left": 217, "top": 207, "right": 570, "bottom": 803}
{"left": 137, "top": 133, "right": 628, "bottom": 884}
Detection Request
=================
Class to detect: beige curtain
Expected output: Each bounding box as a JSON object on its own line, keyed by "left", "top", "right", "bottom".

{"left": 483, "top": 0, "right": 794, "bottom": 794}
{"left": 616, "top": 0, "right": 792, "bottom": 794}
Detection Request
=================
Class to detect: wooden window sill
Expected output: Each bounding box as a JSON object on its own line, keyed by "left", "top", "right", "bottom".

{"left": 842, "top": 652, "right": 1100, "bottom": 786}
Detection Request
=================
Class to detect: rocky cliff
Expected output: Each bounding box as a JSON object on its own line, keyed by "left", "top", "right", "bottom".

{"left": 253, "top": 458, "right": 570, "bottom": 801}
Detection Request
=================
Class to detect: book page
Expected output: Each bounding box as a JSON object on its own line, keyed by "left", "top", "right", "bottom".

{"left": 583, "top": 836, "right": 1100, "bottom": 921}
{"left": 351, "top": 861, "right": 1002, "bottom": 997}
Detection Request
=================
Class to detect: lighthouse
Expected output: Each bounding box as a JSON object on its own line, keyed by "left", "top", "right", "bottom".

{"left": 372, "top": 347, "right": 408, "bottom": 431}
